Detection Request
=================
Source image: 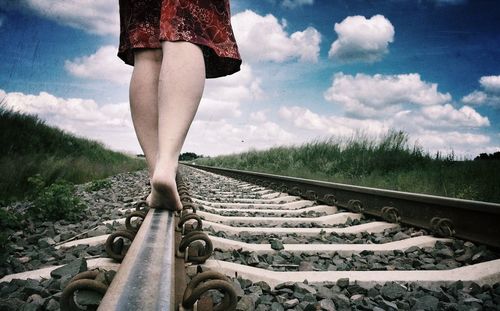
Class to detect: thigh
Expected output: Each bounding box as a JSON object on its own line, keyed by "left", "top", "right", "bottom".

{"left": 118, "top": 0, "right": 162, "bottom": 65}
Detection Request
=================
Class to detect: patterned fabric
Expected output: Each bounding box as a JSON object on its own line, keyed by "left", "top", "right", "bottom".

{"left": 118, "top": 0, "right": 242, "bottom": 78}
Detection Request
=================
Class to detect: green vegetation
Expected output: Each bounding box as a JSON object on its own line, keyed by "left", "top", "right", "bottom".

{"left": 195, "top": 131, "right": 500, "bottom": 203}
{"left": 86, "top": 178, "right": 113, "bottom": 192}
{"left": 179, "top": 152, "right": 203, "bottom": 161}
{"left": 27, "top": 174, "right": 86, "bottom": 221}
{"left": 0, "top": 107, "right": 146, "bottom": 204}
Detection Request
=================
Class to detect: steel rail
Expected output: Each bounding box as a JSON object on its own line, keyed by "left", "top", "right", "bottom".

{"left": 98, "top": 209, "right": 178, "bottom": 310}
{"left": 185, "top": 164, "right": 500, "bottom": 249}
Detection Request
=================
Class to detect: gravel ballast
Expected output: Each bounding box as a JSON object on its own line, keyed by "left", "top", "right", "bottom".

{"left": 212, "top": 240, "right": 499, "bottom": 272}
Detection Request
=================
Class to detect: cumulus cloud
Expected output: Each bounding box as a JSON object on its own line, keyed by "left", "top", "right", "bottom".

{"left": 281, "top": 0, "right": 314, "bottom": 9}
{"left": 185, "top": 119, "right": 294, "bottom": 156}
{"left": 279, "top": 106, "right": 388, "bottom": 137}
{"left": 479, "top": 75, "right": 500, "bottom": 94}
{"left": 462, "top": 75, "right": 500, "bottom": 107}
{"left": 204, "top": 64, "right": 263, "bottom": 102}
{"left": 0, "top": 89, "right": 138, "bottom": 152}
{"left": 250, "top": 110, "right": 268, "bottom": 123}
{"left": 232, "top": 10, "right": 321, "bottom": 63}
{"left": 462, "top": 91, "right": 489, "bottom": 105}
{"left": 0, "top": 0, "right": 119, "bottom": 36}
{"left": 65, "top": 46, "right": 132, "bottom": 85}
{"left": 196, "top": 98, "right": 242, "bottom": 121}
{"left": 329, "top": 15, "right": 394, "bottom": 63}
{"left": 278, "top": 105, "right": 493, "bottom": 157}
{"left": 324, "top": 73, "right": 451, "bottom": 118}
{"left": 420, "top": 104, "right": 489, "bottom": 128}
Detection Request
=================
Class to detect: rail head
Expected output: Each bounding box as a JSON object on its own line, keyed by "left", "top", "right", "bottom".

{"left": 98, "top": 209, "right": 176, "bottom": 310}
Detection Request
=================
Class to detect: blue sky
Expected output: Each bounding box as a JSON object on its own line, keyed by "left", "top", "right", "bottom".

{"left": 0, "top": 0, "right": 499, "bottom": 157}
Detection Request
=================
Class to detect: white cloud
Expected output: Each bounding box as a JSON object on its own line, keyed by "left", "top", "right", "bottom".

{"left": 479, "top": 75, "right": 500, "bottom": 94}
{"left": 2, "top": 0, "right": 119, "bottom": 36}
{"left": 185, "top": 119, "right": 294, "bottom": 156}
{"left": 0, "top": 89, "right": 139, "bottom": 153}
{"left": 324, "top": 73, "right": 451, "bottom": 118}
{"left": 279, "top": 106, "right": 388, "bottom": 137}
{"left": 35, "top": 0, "right": 116, "bottom": 36}
{"left": 278, "top": 105, "right": 493, "bottom": 157}
{"left": 204, "top": 64, "right": 263, "bottom": 102}
{"left": 232, "top": 10, "right": 321, "bottom": 63}
{"left": 65, "top": 45, "right": 132, "bottom": 85}
{"left": 461, "top": 75, "right": 500, "bottom": 107}
{"left": 281, "top": 0, "right": 314, "bottom": 9}
{"left": 250, "top": 110, "right": 268, "bottom": 123}
{"left": 196, "top": 98, "right": 242, "bottom": 121}
{"left": 329, "top": 15, "right": 394, "bottom": 63}
{"left": 462, "top": 91, "right": 488, "bottom": 105}
{"left": 413, "top": 131, "right": 490, "bottom": 156}
{"left": 420, "top": 104, "right": 489, "bottom": 128}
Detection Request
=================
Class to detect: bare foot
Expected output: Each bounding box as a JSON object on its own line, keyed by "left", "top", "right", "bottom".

{"left": 148, "top": 164, "right": 183, "bottom": 211}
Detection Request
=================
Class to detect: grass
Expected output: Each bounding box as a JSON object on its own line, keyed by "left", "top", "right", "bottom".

{"left": 195, "top": 131, "right": 500, "bottom": 203}
{"left": 0, "top": 107, "right": 146, "bottom": 204}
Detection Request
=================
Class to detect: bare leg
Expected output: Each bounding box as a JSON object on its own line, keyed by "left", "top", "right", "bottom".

{"left": 129, "top": 49, "right": 162, "bottom": 177}
{"left": 149, "top": 41, "right": 206, "bottom": 211}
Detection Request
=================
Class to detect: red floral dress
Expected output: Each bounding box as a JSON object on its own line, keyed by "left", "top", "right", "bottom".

{"left": 118, "top": 0, "right": 242, "bottom": 78}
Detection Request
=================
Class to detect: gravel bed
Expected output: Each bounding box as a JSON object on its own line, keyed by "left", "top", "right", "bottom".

{"left": 0, "top": 258, "right": 115, "bottom": 311}
{"left": 212, "top": 217, "right": 370, "bottom": 228}
{"left": 1, "top": 170, "right": 150, "bottom": 278}
{"left": 182, "top": 168, "right": 269, "bottom": 200}
{"left": 208, "top": 226, "right": 429, "bottom": 244}
{"left": 199, "top": 205, "right": 327, "bottom": 218}
{"left": 223, "top": 277, "right": 500, "bottom": 311}
{"left": 212, "top": 240, "right": 499, "bottom": 272}
{"left": 193, "top": 193, "right": 268, "bottom": 201}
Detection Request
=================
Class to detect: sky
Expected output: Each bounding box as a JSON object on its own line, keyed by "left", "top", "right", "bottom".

{"left": 0, "top": 0, "right": 499, "bottom": 157}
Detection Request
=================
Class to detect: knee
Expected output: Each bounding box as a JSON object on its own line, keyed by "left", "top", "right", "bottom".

{"left": 134, "top": 48, "right": 163, "bottom": 65}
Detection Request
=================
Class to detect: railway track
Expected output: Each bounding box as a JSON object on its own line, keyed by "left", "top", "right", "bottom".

{"left": 1, "top": 164, "right": 500, "bottom": 310}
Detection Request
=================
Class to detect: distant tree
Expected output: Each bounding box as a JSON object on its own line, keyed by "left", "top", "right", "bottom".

{"left": 474, "top": 151, "right": 500, "bottom": 161}
{"left": 179, "top": 152, "right": 201, "bottom": 161}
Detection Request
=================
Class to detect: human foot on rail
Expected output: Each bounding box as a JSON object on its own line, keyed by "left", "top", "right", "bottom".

{"left": 148, "top": 166, "right": 183, "bottom": 211}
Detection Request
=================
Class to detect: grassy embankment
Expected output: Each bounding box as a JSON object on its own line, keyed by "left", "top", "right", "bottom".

{"left": 0, "top": 107, "right": 146, "bottom": 204}
{"left": 195, "top": 131, "right": 500, "bottom": 203}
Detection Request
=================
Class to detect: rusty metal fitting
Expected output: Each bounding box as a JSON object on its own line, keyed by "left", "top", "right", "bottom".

{"left": 104, "top": 230, "right": 136, "bottom": 262}
{"left": 347, "top": 199, "right": 363, "bottom": 213}
{"left": 291, "top": 186, "right": 302, "bottom": 196}
{"left": 177, "top": 231, "right": 213, "bottom": 264}
{"left": 305, "top": 190, "right": 318, "bottom": 201}
{"left": 182, "top": 271, "right": 237, "bottom": 311}
{"left": 181, "top": 202, "right": 197, "bottom": 214}
{"left": 323, "top": 194, "right": 337, "bottom": 206}
{"left": 280, "top": 184, "right": 289, "bottom": 193}
{"left": 430, "top": 217, "right": 455, "bottom": 237}
{"left": 125, "top": 211, "right": 146, "bottom": 233}
{"left": 177, "top": 185, "right": 189, "bottom": 192}
{"left": 181, "top": 196, "right": 193, "bottom": 204}
{"left": 61, "top": 270, "right": 109, "bottom": 311}
{"left": 177, "top": 213, "right": 203, "bottom": 233}
{"left": 381, "top": 206, "right": 401, "bottom": 223}
{"left": 134, "top": 200, "right": 148, "bottom": 212}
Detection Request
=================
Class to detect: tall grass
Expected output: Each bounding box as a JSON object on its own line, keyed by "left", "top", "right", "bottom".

{"left": 0, "top": 107, "right": 146, "bottom": 203}
{"left": 195, "top": 131, "right": 500, "bottom": 203}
